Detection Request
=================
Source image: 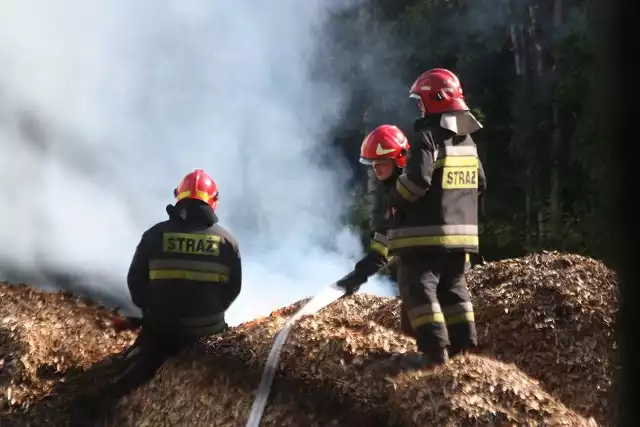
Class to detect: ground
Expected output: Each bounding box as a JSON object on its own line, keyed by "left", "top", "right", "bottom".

{"left": 0, "top": 251, "right": 618, "bottom": 426}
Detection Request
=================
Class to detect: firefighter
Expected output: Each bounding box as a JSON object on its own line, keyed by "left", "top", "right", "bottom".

{"left": 113, "top": 168, "right": 242, "bottom": 396}
{"left": 335, "top": 124, "right": 417, "bottom": 336}
{"left": 384, "top": 68, "right": 487, "bottom": 367}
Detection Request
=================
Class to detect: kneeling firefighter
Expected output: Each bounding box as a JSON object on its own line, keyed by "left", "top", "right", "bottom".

{"left": 114, "top": 168, "right": 242, "bottom": 396}
{"left": 385, "top": 68, "right": 487, "bottom": 367}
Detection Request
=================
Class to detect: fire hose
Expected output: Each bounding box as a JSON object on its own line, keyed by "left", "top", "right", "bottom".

{"left": 244, "top": 259, "right": 396, "bottom": 427}
{"left": 108, "top": 265, "right": 397, "bottom": 427}
{"left": 244, "top": 282, "right": 347, "bottom": 427}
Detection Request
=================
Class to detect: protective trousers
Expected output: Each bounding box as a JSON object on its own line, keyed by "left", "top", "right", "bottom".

{"left": 110, "top": 327, "right": 196, "bottom": 398}
{"left": 397, "top": 252, "right": 477, "bottom": 356}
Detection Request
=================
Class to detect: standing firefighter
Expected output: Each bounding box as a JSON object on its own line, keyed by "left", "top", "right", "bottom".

{"left": 335, "top": 122, "right": 476, "bottom": 361}
{"left": 385, "top": 68, "right": 487, "bottom": 367}
{"left": 114, "top": 168, "right": 242, "bottom": 395}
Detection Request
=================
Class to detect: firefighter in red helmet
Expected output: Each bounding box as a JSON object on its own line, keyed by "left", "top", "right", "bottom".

{"left": 335, "top": 125, "right": 421, "bottom": 336}
{"left": 113, "top": 168, "right": 242, "bottom": 397}
{"left": 381, "top": 68, "right": 487, "bottom": 368}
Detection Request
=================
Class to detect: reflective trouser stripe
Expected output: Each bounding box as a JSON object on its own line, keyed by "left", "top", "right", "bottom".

{"left": 445, "top": 312, "right": 475, "bottom": 324}
{"left": 407, "top": 303, "right": 445, "bottom": 329}
{"left": 408, "top": 301, "right": 474, "bottom": 328}
{"left": 442, "top": 302, "right": 475, "bottom": 325}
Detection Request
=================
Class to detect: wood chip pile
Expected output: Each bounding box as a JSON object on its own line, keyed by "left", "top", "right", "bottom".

{"left": 0, "top": 251, "right": 616, "bottom": 426}
{"left": 369, "top": 251, "right": 619, "bottom": 426}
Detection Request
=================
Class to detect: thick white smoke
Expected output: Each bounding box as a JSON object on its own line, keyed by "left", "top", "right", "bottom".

{"left": 0, "top": 0, "right": 394, "bottom": 325}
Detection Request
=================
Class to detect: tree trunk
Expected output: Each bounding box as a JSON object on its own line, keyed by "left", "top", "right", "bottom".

{"left": 548, "top": 0, "right": 564, "bottom": 245}
{"left": 507, "top": 0, "right": 534, "bottom": 249}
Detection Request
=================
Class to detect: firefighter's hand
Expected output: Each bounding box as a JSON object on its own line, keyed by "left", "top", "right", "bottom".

{"left": 336, "top": 271, "right": 368, "bottom": 295}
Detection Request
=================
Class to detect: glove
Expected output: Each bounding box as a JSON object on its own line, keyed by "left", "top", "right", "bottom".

{"left": 112, "top": 316, "right": 143, "bottom": 332}
{"left": 336, "top": 270, "right": 368, "bottom": 295}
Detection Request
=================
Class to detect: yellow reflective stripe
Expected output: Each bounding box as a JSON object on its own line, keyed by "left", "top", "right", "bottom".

{"left": 149, "top": 259, "right": 230, "bottom": 274}
{"left": 149, "top": 269, "right": 229, "bottom": 282}
{"left": 408, "top": 303, "right": 441, "bottom": 318}
{"left": 408, "top": 303, "right": 445, "bottom": 328}
{"left": 388, "top": 235, "right": 479, "bottom": 250}
{"left": 410, "top": 312, "right": 445, "bottom": 328}
{"left": 373, "top": 232, "right": 388, "bottom": 245}
{"left": 388, "top": 224, "right": 478, "bottom": 239}
{"left": 439, "top": 145, "right": 478, "bottom": 157}
{"left": 396, "top": 175, "right": 427, "bottom": 203}
{"left": 396, "top": 179, "right": 420, "bottom": 202}
{"left": 442, "top": 302, "right": 474, "bottom": 324}
{"left": 445, "top": 312, "right": 475, "bottom": 325}
{"left": 176, "top": 190, "right": 212, "bottom": 202}
{"left": 398, "top": 175, "right": 427, "bottom": 197}
{"left": 465, "top": 253, "right": 470, "bottom": 263}
{"left": 370, "top": 241, "right": 388, "bottom": 257}
{"left": 433, "top": 156, "right": 478, "bottom": 169}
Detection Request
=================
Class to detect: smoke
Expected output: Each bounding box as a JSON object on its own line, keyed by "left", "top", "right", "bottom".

{"left": 0, "top": 0, "right": 394, "bottom": 325}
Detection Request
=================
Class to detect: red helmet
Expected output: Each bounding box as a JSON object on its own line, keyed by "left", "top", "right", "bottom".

{"left": 173, "top": 169, "right": 219, "bottom": 210}
{"left": 359, "top": 125, "right": 410, "bottom": 168}
{"left": 409, "top": 68, "right": 469, "bottom": 114}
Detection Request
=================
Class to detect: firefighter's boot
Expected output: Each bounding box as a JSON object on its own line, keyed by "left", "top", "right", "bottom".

{"left": 449, "top": 342, "right": 477, "bottom": 358}
{"left": 399, "top": 348, "right": 449, "bottom": 371}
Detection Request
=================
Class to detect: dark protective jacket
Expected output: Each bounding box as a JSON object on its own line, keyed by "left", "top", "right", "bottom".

{"left": 127, "top": 199, "right": 242, "bottom": 338}
{"left": 387, "top": 115, "right": 486, "bottom": 255}
{"left": 353, "top": 170, "right": 400, "bottom": 279}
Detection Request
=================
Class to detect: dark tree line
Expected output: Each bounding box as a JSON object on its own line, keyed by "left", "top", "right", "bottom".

{"left": 325, "top": 0, "right": 612, "bottom": 264}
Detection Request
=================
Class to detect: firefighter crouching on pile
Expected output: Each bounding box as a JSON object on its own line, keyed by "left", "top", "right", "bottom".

{"left": 385, "top": 68, "right": 487, "bottom": 367}
{"left": 113, "top": 168, "right": 242, "bottom": 396}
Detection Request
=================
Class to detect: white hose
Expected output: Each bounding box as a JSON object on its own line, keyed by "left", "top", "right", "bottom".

{"left": 244, "top": 283, "right": 346, "bottom": 427}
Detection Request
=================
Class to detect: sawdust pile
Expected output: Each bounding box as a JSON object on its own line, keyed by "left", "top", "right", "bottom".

{"left": 369, "top": 251, "right": 619, "bottom": 426}
{"left": 0, "top": 284, "right": 137, "bottom": 405}
{"left": 0, "top": 251, "right": 615, "bottom": 426}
